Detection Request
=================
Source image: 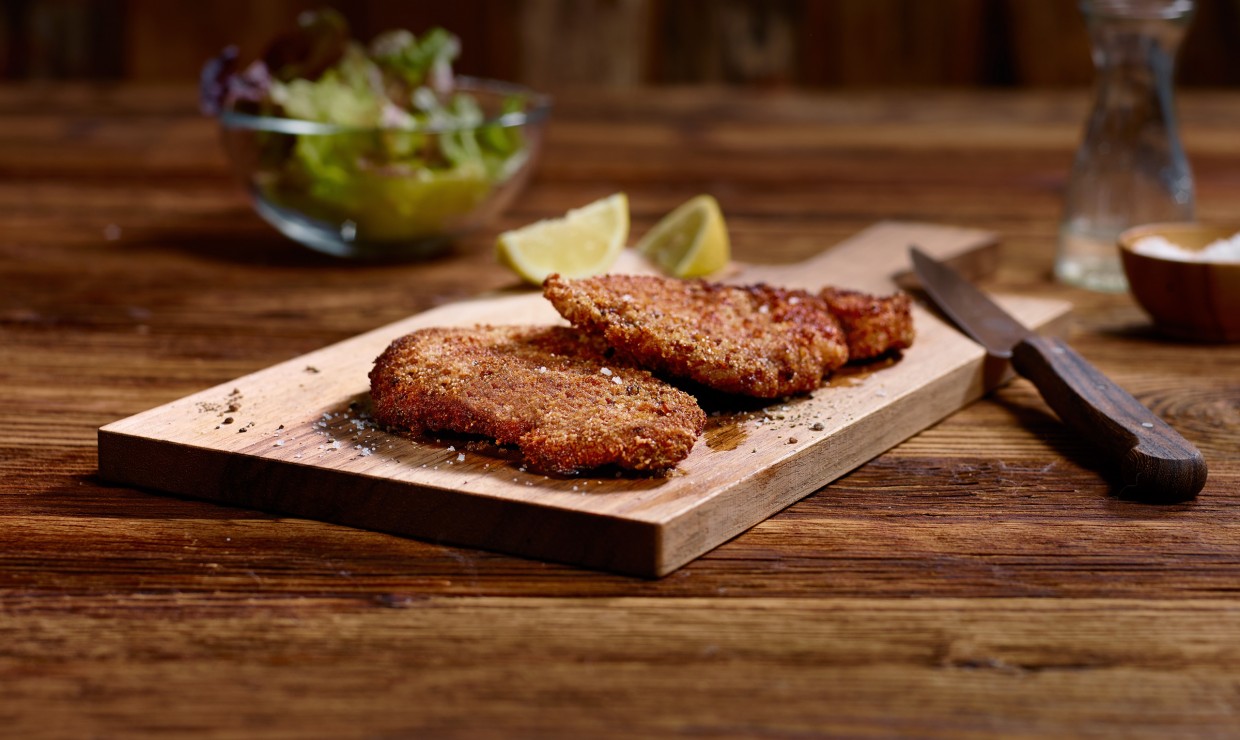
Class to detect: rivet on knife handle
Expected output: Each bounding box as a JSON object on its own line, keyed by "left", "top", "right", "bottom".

{"left": 1011, "top": 335, "right": 1207, "bottom": 501}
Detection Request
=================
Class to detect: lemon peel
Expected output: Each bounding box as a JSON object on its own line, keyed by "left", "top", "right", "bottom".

{"left": 497, "top": 193, "right": 629, "bottom": 285}
{"left": 636, "top": 194, "right": 730, "bottom": 278}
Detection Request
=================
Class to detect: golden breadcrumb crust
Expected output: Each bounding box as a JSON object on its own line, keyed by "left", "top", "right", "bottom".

{"left": 820, "top": 287, "right": 915, "bottom": 361}
{"left": 369, "top": 325, "right": 705, "bottom": 474}
{"left": 544, "top": 274, "right": 850, "bottom": 399}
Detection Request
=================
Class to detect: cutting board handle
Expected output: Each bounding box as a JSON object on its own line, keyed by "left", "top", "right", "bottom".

{"left": 733, "top": 221, "right": 999, "bottom": 291}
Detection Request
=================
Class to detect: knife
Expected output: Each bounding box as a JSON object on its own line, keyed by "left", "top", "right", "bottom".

{"left": 909, "top": 246, "right": 1207, "bottom": 502}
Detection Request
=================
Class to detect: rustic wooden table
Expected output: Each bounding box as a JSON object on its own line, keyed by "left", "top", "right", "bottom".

{"left": 3, "top": 85, "right": 1238, "bottom": 738}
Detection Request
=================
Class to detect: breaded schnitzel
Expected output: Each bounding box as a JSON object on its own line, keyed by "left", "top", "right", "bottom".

{"left": 544, "top": 274, "right": 850, "bottom": 399}
{"left": 820, "top": 287, "right": 915, "bottom": 362}
{"left": 369, "top": 325, "right": 705, "bottom": 474}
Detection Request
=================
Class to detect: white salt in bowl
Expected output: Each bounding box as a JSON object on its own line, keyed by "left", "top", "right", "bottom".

{"left": 1119, "top": 222, "right": 1240, "bottom": 342}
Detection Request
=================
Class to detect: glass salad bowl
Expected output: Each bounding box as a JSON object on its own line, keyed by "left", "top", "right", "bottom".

{"left": 216, "top": 77, "right": 551, "bottom": 260}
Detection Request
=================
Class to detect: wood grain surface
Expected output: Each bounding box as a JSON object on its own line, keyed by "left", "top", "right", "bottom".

{"left": 3, "top": 84, "right": 1240, "bottom": 737}
{"left": 18, "top": 0, "right": 1240, "bottom": 89}
{"left": 97, "top": 223, "right": 1068, "bottom": 576}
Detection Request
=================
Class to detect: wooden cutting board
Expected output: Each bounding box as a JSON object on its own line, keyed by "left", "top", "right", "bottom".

{"left": 98, "top": 222, "right": 1071, "bottom": 577}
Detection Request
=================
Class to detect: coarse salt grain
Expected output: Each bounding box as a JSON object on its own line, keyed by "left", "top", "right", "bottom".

{"left": 600, "top": 367, "right": 612, "bottom": 376}
{"left": 1133, "top": 233, "right": 1240, "bottom": 263}
{"left": 612, "top": 376, "right": 623, "bottom": 385}
{"left": 456, "top": 453, "right": 465, "bottom": 462}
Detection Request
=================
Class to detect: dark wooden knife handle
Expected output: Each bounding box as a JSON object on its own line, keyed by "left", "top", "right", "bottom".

{"left": 1010, "top": 334, "right": 1208, "bottom": 502}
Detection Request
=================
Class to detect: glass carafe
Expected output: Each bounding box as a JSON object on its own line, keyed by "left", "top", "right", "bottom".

{"left": 1056, "top": 0, "right": 1195, "bottom": 292}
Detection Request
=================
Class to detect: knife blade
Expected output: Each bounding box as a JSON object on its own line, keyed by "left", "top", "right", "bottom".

{"left": 910, "top": 246, "right": 1207, "bottom": 502}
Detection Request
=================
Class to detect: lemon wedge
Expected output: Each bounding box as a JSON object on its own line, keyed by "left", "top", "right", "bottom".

{"left": 636, "top": 194, "right": 730, "bottom": 278}
{"left": 497, "top": 193, "right": 629, "bottom": 285}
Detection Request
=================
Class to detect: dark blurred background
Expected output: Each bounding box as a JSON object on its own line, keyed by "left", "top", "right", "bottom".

{"left": 2, "top": 0, "right": 1238, "bottom": 88}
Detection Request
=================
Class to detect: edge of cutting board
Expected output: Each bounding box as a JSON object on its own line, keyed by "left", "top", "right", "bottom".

{"left": 98, "top": 221, "right": 1070, "bottom": 578}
